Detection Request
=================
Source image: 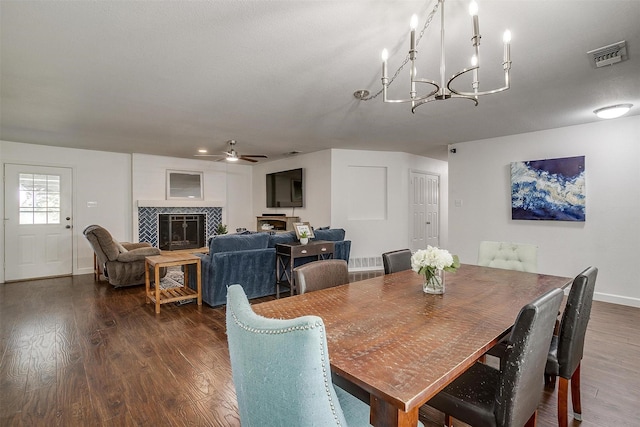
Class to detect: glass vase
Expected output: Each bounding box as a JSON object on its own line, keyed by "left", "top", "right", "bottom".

{"left": 423, "top": 269, "right": 445, "bottom": 294}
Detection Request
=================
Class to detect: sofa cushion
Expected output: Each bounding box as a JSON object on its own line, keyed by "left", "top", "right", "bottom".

{"left": 209, "top": 232, "right": 270, "bottom": 254}
{"left": 268, "top": 231, "right": 297, "bottom": 248}
{"left": 312, "top": 228, "right": 346, "bottom": 241}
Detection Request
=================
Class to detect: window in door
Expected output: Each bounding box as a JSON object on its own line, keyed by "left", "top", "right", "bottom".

{"left": 19, "top": 173, "right": 61, "bottom": 225}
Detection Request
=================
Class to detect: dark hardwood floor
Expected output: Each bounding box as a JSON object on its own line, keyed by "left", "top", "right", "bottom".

{"left": 1, "top": 272, "right": 638, "bottom": 426}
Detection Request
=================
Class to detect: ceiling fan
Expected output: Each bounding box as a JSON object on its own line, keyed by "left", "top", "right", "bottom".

{"left": 195, "top": 140, "right": 268, "bottom": 163}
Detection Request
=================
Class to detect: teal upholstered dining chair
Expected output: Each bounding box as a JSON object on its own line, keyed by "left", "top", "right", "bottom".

{"left": 477, "top": 241, "right": 538, "bottom": 273}
{"left": 225, "top": 284, "right": 374, "bottom": 426}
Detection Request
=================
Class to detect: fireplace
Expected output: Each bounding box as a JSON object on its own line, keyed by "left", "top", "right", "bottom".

{"left": 158, "top": 214, "right": 206, "bottom": 251}
{"left": 137, "top": 204, "right": 222, "bottom": 248}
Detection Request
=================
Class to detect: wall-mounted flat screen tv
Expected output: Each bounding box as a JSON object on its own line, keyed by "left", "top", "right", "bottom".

{"left": 266, "top": 168, "right": 303, "bottom": 208}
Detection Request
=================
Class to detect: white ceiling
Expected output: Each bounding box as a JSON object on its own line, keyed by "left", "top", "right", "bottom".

{"left": 1, "top": 0, "right": 639, "bottom": 162}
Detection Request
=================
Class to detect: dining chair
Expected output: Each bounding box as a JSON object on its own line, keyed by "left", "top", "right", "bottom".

{"left": 545, "top": 266, "right": 598, "bottom": 427}
{"left": 382, "top": 248, "right": 412, "bottom": 274}
{"left": 225, "top": 284, "right": 374, "bottom": 426}
{"left": 477, "top": 241, "right": 538, "bottom": 273}
{"left": 293, "top": 259, "right": 349, "bottom": 295}
{"left": 425, "top": 287, "right": 564, "bottom": 427}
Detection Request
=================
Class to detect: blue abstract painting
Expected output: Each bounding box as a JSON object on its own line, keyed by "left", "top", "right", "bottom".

{"left": 511, "top": 156, "right": 585, "bottom": 221}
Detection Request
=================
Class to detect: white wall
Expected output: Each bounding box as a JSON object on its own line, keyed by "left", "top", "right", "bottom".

{"left": 252, "top": 150, "right": 332, "bottom": 228}
{"left": 251, "top": 149, "right": 448, "bottom": 268}
{"left": 0, "top": 140, "right": 132, "bottom": 280}
{"left": 0, "top": 143, "right": 254, "bottom": 283}
{"left": 448, "top": 115, "right": 640, "bottom": 307}
{"left": 131, "top": 153, "right": 253, "bottom": 234}
{"left": 331, "top": 149, "right": 449, "bottom": 266}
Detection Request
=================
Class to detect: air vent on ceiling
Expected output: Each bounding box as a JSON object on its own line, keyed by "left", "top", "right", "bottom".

{"left": 587, "top": 41, "right": 628, "bottom": 68}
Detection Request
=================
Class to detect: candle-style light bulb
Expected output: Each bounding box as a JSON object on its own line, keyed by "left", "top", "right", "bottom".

{"left": 469, "top": 1, "right": 480, "bottom": 43}
{"left": 381, "top": 48, "right": 389, "bottom": 80}
{"left": 410, "top": 14, "right": 418, "bottom": 30}
{"left": 409, "top": 14, "right": 418, "bottom": 59}
{"left": 503, "top": 30, "right": 511, "bottom": 64}
{"left": 469, "top": 1, "right": 478, "bottom": 16}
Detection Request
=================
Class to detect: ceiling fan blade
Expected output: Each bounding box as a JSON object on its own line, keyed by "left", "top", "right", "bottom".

{"left": 194, "top": 154, "right": 225, "bottom": 157}
{"left": 239, "top": 156, "right": 258, "bottom": 163}
{"left": 242, "top": 154, "right": 268, "bottom": 158}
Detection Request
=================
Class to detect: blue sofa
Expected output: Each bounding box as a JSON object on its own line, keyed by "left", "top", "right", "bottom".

{"left": 189, "top": 229, "right": 351, "bottom": 307}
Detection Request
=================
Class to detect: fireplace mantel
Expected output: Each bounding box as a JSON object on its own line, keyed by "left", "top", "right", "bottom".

{"left": 137, "top": 200, "right": 225, "bottom": 208}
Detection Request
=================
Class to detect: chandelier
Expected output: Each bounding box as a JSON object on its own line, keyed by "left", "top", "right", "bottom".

{"left": 354, "top": 0, "right": 512, "bottom": 113}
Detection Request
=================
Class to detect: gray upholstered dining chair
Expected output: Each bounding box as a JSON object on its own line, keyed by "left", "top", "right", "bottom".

{"left": 477, "top": 241, "right": 538, "bottom": 273}
{"left": 545, "top": 266, "right": 598, "bottom": 427}
{"left": 293, "top": 259, "right": 349, "bottom": 295}
{"left": 424, "top": 287, "right": 563, "bottom": 427}
{"left": 225, "top": 284, "right": 374, "bottom": 426}
{"left": 382, "top": 248, "right": 412, "bottom": 274}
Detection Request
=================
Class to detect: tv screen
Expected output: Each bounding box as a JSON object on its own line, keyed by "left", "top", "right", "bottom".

{"left": 266, "top": 168, "right": 303, "bottom": 208}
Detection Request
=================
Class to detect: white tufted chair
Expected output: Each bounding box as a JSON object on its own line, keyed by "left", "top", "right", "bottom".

{"left": 477, "top": 241, "right": 538, "bottom": 273}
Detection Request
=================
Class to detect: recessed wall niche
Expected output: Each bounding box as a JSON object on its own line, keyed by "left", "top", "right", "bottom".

{"left": 347, "top": 166, "right": 387, "bottom": 220}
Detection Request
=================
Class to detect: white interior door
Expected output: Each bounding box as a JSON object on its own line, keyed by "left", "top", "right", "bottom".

{"left": 4, "top": 164, "right": 73, "bottom": 281}
{"left": 410, "top": 171, "right": 439, "bottom": 252}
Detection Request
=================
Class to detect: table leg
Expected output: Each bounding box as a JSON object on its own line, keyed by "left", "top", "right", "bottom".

{"left": 289, "top": 256, "right": 295, "bottom": 296}
{"left": 145, "top": 259, "right": 151, "bottom": 304}
{"left": 196, "top": 260, "right": 202, "bottom": 306}
{"left": 276, "top": 256, "right": 280, "bottom": 299}
{"left": 370, "top": 395, "right": 419, "bottom": 427}
{"left": 155, "top": 264, "right": 161, "bottom": 314}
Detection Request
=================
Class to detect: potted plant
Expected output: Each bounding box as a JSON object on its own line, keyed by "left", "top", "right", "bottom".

{"left": 299, "top": 230, "right": 309, "bottom": 245}
{"left": 216, "top": 223, "right": 228, "bottom": 235}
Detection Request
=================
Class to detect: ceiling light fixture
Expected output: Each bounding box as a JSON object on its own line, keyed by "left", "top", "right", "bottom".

{"left": 226, "top": 149, "right": 240, "bottom": 161}
{"left": 593, "top": 104, "right": 633, "bottom": 119}
{"left": 354, "top": 0, "right": 511, "bottom": 113}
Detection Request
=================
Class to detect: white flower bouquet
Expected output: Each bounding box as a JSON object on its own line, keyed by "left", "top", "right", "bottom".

{"left": 411, "top": 246, "right": 460, "bottom": 294}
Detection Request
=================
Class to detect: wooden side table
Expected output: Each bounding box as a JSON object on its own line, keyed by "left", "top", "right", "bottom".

{"left": 144, "top": 253, "right": 202, "bottom": 314}
{"left": 276, "top": 240, "right": 335, "bottom": 297}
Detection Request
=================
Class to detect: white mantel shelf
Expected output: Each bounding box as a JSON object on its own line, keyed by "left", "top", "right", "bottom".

{"left": 137, "top": 200, "right": 225, "bottom": 208}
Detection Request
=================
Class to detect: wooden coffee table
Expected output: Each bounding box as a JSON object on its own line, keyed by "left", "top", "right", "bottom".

{"left": 144, "top": 252, "right": 202, "bottom": 313}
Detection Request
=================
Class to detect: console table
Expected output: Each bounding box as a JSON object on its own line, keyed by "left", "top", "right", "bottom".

{"left": 276, "top": 240, "right": 335, "bottom": 297}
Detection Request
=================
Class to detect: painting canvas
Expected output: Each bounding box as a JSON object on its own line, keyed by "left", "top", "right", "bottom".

{"left": 511, "top": 156, "right": 585, "bottom": 221}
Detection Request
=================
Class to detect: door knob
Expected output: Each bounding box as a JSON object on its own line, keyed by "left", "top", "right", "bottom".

{"left": 66, "top": 217, "right": 71, "bottom": 220}
{"left": 65, "top": 225, "right": 72, "bottom": 229}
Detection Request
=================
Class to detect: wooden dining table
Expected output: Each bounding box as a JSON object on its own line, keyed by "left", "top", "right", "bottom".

{"left": 252, "top": 264, "right": 572, "bottom": 427}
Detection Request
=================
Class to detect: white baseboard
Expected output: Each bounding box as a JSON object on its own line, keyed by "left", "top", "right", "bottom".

{"left": 594, "top": 292, "right": 640, "bottom": 308}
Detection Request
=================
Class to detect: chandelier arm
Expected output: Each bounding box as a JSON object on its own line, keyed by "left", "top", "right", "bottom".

{"left": 411, "top": 92, "right": 478, "bottom": 113}
{"left": 447, "top": 66, "right": 511, "bottom": 97}
{"left": 383, "top": 81, "right": 439, "bottom": 104}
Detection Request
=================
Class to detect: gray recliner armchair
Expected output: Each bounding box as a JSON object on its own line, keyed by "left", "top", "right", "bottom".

{"left": 83, "top": 224, "right": 164, "bottom": 287}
